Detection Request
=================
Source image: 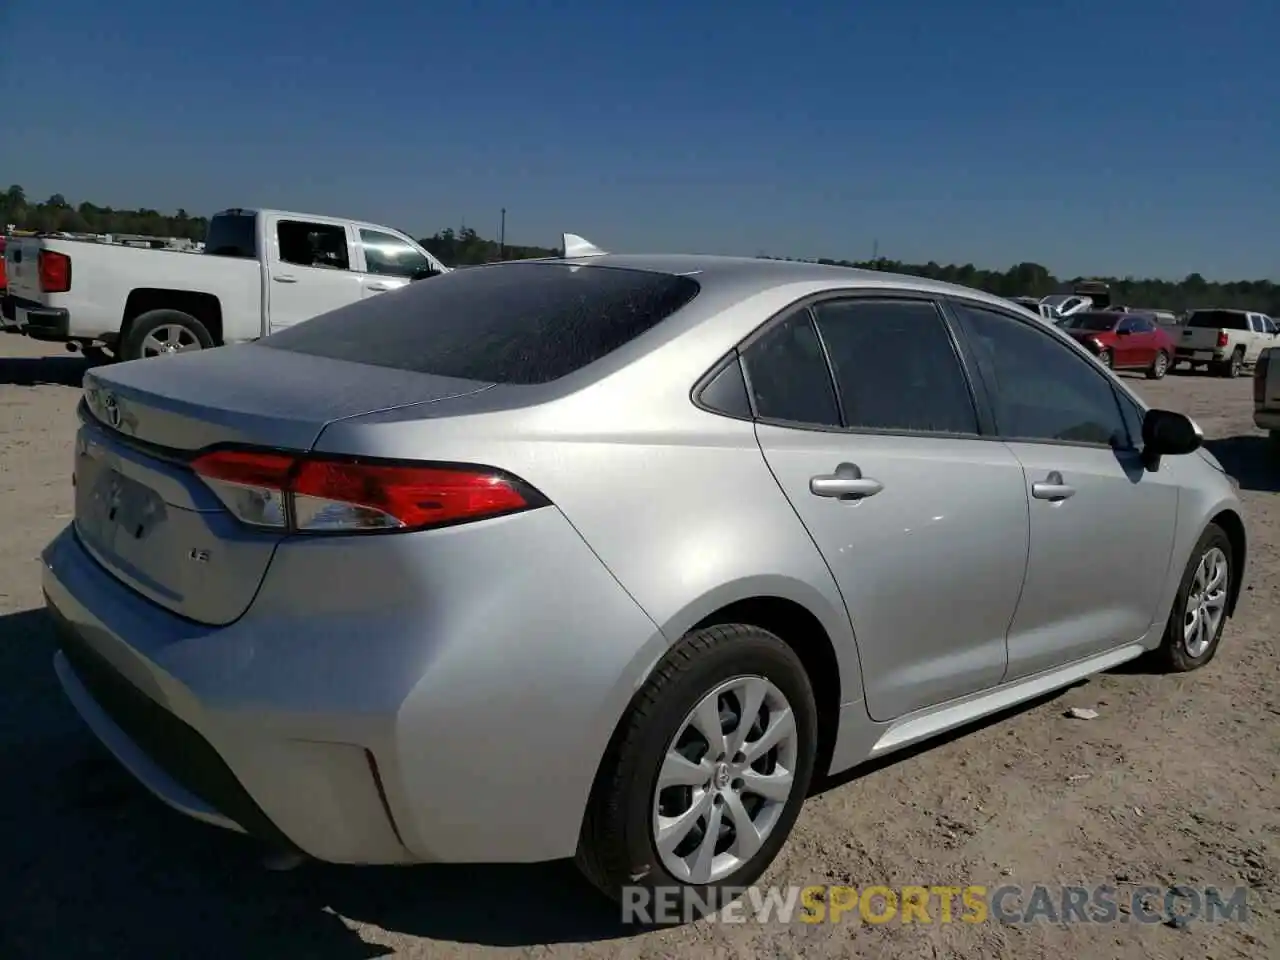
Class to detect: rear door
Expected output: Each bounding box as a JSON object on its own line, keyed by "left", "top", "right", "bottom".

{"left": 748, "top": 295, "right": 1030, "bottom": 721}
{"left": 354, "top": 227, "right": 446, "bottom": 299}
{"left": 263, "top": 215, "right": 364, "bottom": 333}
{"left": 948, "top": 300, "right": 1179, "bottom": 680}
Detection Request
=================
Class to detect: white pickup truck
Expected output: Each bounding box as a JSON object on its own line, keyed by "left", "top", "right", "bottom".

{"left": 2, "top": 208, "right": 450, "bottom": 361}
{"left": 1173, "top": 308, "right": 1278, "bottom": 377}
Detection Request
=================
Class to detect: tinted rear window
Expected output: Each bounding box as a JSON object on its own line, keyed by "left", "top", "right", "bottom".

{"left": 257, "top": 261, "right": 701, "bottom": 385}
{"left": 1061, "top": 313, "right": 1118, "bottom": 332}
{"left": 204, "top": 214, "right": 258, "bottom": 258}
{"left": 1186, "top": 310, "right": 1248, "bottom": 330}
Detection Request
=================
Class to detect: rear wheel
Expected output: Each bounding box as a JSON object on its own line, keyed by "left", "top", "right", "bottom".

{"left": 1153, "top": 524, "right": 1233, "bottom": 673}
{"left": 575, "top": 624, "right": 817, "bottom": 917}
{"left": 1215, "top": 349, "right": 1244, "bottom": 378}
{"left": 120, "top": 309, "right": 214, "bottom": 362}
{"left": 1146, "top": 349, "right": 1170, "bottom": 380}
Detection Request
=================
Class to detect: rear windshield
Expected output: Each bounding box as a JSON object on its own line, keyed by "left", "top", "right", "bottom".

{"left": 257, "top": 261, "right": 701, "bottom": 385}
{"left": 204, "top": 213, "right": 258, "bottom": 258}
{"left": 1061, "top": 313, "right": 1118, "bottom": 332}
{"left": 1186, "top": 310, "right": 1248, "bottom": 330}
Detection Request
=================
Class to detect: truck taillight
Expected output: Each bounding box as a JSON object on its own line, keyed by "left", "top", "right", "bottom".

{"left": 1256, "top": 352, "right": 1270, "bottom": 404}
{"left": 190, "top": 448, "right": 546, "bottom": 533}
{"left": 1216, "top": 330, "right": 1229, "bottom": 348}
{"left": 38, "top": 250, "right": 71, "bottom": 293}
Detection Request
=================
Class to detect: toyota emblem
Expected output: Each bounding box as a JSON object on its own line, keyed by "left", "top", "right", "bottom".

{"left": 102, "top": 392, "right": 122, "bottom": 428}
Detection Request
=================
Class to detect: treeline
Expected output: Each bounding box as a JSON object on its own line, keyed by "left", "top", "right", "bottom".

{"left": 3, "top": 186, "right": 1276, "bottom": 313}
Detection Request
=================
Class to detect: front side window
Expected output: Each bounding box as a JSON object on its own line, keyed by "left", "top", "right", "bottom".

{"left": 360, "top": 229, "right": 438, "bottom": 279}
{"left": 811, "top": 298, "right": 979, "bottom": 435}
{"left": 951, "top": 302, "right": 1129, "bottom": 447}
{"left": 741, "top": 310, "right": 841, "bottom": 427}
{"left": 276, "top": 220, "right": 350, "bottom": 270}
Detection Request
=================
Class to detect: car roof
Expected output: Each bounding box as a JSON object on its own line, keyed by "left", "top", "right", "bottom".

{"left": 540, "top": 252, "right": 1021, "bottom": 311}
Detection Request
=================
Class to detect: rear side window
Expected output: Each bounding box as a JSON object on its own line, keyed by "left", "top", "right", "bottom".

{"left": 258, "top": 261, "right": 700, "bottom": 385}
{"left": 812, "top": 299, "right": 979, "bottom": 435}
{"left": 204, "top": 214, "right": 258, "bottom": 258}
{"left": 277, "top": 220, "right": 350, "bottom": 270}
{"left": 1186, "top": 310, "right": 1248, "bottom": 330}
{"left": 741, "top": 310, "right": 841, "bottom": 427}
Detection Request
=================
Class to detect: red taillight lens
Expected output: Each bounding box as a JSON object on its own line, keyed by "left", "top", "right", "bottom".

{"left": 38, "top": 250, "right": 72, "bottom": 293}
{"left": 191, "top": 448, "right": 541, "bottom": 533}
{"left": 1216, "top": 329, "right": 1230, "bottom": 348}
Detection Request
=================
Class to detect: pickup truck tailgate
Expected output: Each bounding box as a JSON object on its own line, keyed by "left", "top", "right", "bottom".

{"left": 4, "top": 237, "right": 44, "bottom": 302}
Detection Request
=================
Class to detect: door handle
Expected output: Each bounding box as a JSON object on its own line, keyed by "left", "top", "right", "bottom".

{"left": 1031, "top": 471, "right": 1076, "bottom": 501}
{"left": 810, "top": 463, "right": 883, "bottom": 500}
{"left": 273, "top": 274, "right": 298, "bottom": 283}
{"left": 365, "top": 283, "right": 391, "bottom": 292}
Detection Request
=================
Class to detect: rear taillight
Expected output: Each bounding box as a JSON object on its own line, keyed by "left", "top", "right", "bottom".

{"left": 1256, "top": 351, "right": 1270, "bottom": 404}
{"left": 38, "top": 250, "right": 71, "bottom": 293}
{"left": 1216, "top": 329, "right": 1229, "bottom": 348}
{"left": 190, "top": 448, "right": 544, "bottom": 533}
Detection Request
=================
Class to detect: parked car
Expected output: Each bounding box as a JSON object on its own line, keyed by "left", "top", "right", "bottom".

{"left": 44, "top": 240, "right": 1246, "bottom": 909}
{"left": 1057, "top": 310, "right": 1175, "bottom": 378}
{"left": 1255, "top": 345, "right": 1280, "bottom": 445}
{"left": 1174, "top": 309, "right": 1277, "bottom": 377}
{"left": 2, "top": 208, "right": 450, "bottom": 361}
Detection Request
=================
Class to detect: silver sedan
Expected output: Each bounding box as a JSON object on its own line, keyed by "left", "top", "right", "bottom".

{"left": 44, "top": 240, "right": 1246, "bottom": 909}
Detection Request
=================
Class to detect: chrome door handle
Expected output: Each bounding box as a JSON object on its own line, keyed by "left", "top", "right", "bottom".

{"left": 1031, "top": 471, "right": 1075, "bottom": 501}
{"left": 273, "top": 274, "right": 297, "bottom": 283}
{"left": 810, "top": 463, "right": 883, "bottom": 500}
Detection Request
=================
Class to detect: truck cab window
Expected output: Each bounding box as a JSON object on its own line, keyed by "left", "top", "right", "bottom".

{"left": 277, "top": 220, "right": 350, "bottom": 270}
{"left": 359, "top": 229, "right": 438, "bottom": 279}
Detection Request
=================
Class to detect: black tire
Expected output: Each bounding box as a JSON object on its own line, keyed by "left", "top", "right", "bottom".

{"left": 575, "top": 624, "right": 818, "bottom": 917}
{"left": 1216, "top": 348, "right": 1244, "bottom": 378}
{"left": 1098, "top": 349, "right": 1114, "bottom": 370}
{"left": 1146, "top": 349, "right": 1170, "bottom": 380}
{"left": 120, "top": 309, "right": 214, "bottom": 362}
{"left": 1153, "top": 524, "right": 1233, "bottom": 673}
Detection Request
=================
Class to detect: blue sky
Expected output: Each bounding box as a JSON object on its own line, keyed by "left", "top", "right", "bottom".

{"left": 1, "top": 0, "right": 1276, "bottom": 280}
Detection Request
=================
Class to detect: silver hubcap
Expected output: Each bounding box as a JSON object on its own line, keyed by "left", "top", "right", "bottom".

{"left": 1155, "top": 353, "right": 1167, "bottom": 375}
{"left": 1184, "top": 547, "right": 1228, "bottom": 658}
{"left": 652, "top": 676, "right": 799, "bottom": 885}
{"left": 140, "top": 324, "right": 202, "bottom": 357}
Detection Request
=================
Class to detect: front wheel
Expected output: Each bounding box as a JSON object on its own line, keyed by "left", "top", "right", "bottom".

{"left": 1098, "top": 349, "right": 1114, "bottom": 370}
{"left": 1153, "top": 524, "right": 1233, "bottom": 672}
{"left": 1146, "top": 350, "right": 1170, "bottom": 380}
{"left": 575, "top": 624, "right": 817, "bottom": 917}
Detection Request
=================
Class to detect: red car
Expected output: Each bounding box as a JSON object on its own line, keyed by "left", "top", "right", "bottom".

{"left": 1057, "top": 310, "right": 1174, "bottom": 379}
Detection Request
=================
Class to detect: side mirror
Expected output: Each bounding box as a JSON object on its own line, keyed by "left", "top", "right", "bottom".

{"left": 1141, "top": 408, "right": 1202, "bottom": 471}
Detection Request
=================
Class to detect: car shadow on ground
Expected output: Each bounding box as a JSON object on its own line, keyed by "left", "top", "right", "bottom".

{"left": 0, "top": 607, "right": 638, "bottom": 959}
{"left": 1204, "top": 435, "right": 1280, "bottom": 493}
{"left": 0, "top": 351, "right": 103, "bottom": 387}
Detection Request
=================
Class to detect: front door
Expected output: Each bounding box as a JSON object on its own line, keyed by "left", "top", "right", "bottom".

{"left": 355, "top": 228, "right": 445, "bottom": 298}
{"left": 745, "top": 297, "right": 1030, "bottom": 721}
{"left": 265, "top": 217, "right": 364, "bottom": 333}
{"left": 948, "top": 300, "right": 1180, "bottom": 680}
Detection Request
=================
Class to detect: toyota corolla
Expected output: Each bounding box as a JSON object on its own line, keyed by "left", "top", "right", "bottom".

{"left": 44, "top": 238, "right": 1247, "bottom": 907}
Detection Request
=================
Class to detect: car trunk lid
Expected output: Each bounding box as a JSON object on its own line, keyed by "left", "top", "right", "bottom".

{"left": 75, "top": 345, "right": 493, "bottom": 625}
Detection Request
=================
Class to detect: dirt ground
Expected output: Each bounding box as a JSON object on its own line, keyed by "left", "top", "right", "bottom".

{"left": 1, "top": 334, "right": 1276, "bottom": 960}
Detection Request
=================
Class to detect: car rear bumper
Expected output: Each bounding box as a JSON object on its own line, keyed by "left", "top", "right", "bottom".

{"left": 1175, "top": 347, "right": 1225, "bottom": 362}
{"left": 4, "top": 293, "right": 71, "bottom": 340}
{"left": 41, "top": 507, "right": 666, "bottom": 865}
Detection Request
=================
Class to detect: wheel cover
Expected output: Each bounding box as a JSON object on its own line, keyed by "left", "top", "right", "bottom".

{"left": 1100, "top": 351, "right": 1112, "bottom": 368}
{"left": 1154, "top": 352, "right": 1168, "bottom": 375}
{"left": 651, "top": 675, "right": 799, "bottom": 885}
{"left": 1184, "top": 546, "right": 1228, "bottom": 658}
{"left": 140, "top": 324, "right": 203, "bottom": 357}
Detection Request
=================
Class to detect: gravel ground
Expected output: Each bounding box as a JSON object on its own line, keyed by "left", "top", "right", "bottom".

{"left": 1, "top": 334, "right": 1276, "bottom": 960}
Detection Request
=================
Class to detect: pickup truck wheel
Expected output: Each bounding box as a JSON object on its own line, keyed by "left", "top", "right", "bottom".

{"left": 121, "top": 310, "right": 214, "bottom": 362}
{"left": 1215, "top": 348, "right": 1244, "bottom": 378}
